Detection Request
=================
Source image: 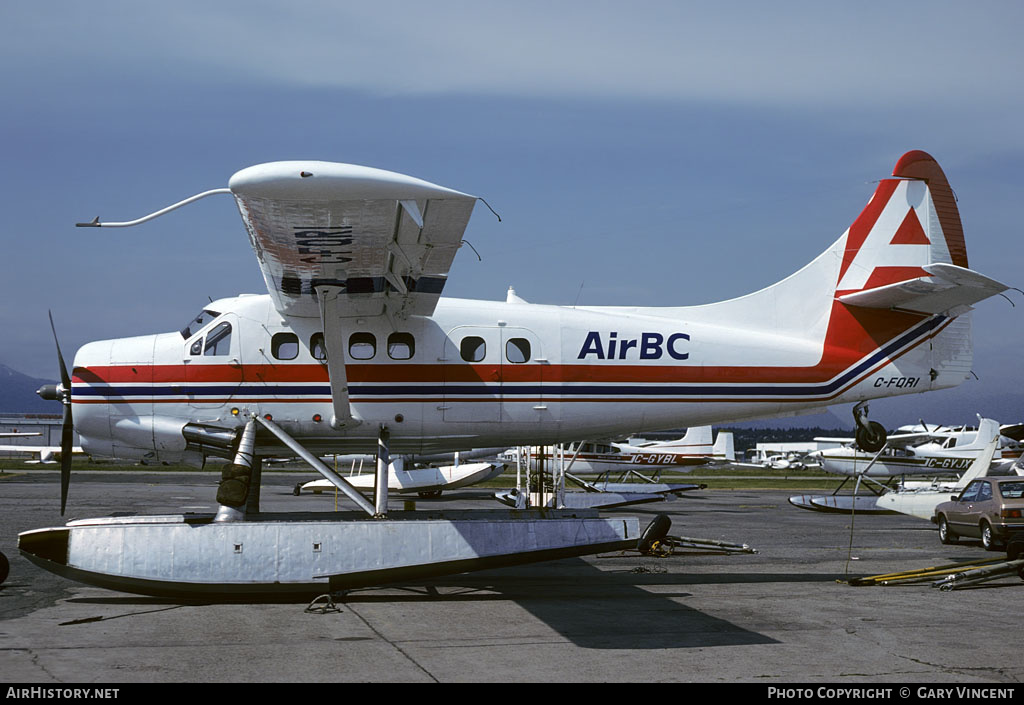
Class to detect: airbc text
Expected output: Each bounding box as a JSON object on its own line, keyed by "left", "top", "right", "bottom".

{"left": 577, "top": 332, "right": 690, "bottom": 360}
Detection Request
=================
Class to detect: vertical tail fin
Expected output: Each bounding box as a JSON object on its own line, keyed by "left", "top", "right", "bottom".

{"left": 648, "top": 426, "right": 714, "bottom": 456}
{"left": 836, "top": 150, "right": 967, "bottom": 297}
{"left": 713, "top": 431, "right": 735, "bottom": 461}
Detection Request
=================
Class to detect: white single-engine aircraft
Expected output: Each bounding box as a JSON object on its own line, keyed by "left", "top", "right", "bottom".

{"left": 296, "top": 448, "right": 505, "bottom": 497}
{"left": 499, "top": 426, "right": 733, "bottom": 477}
{"left": 0, "top": 431, "right": 85, "bottom": 464}
{"left": 808, "top": 416, "right": 1006, "bottom": 479}
{"left": 20, "top": 150, "right": 1012, "bottom": 596}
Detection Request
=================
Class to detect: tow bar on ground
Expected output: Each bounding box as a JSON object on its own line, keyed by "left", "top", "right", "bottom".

{"left": 848, "top": 557, "right": 1024, "bottom": 590}
{"left": 636, "top": 514, "right": 757, "bottom": 557}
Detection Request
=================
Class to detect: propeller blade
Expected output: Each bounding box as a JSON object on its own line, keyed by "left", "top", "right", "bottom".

{"left": 48, "top": 311, "right": 70, "bottom": 390}
{"left": 48, "top": 310, "right": 74, "bottom": 515}
{"left": 60, "top": 403, "right": 73, "bottom": 515}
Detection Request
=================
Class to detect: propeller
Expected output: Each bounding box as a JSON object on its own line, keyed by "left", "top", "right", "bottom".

{"left": 36, "top": 311, "right": 74, "bottom": 515}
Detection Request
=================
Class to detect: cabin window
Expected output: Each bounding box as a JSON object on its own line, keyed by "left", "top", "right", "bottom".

{"left": 204, "top": 322, "right": 232, "bottom": 356}
{"left": 506, "top": 338, "right": 531, "bottom": 363}
{"left": 271, "top": 332, "right": 299, "bottom": 360}
{"left": 349, "top": 333, "right": 376, "bottom": 360}
{"left": 387, "top": 332, "right": 415, "bottom": 360}
{"left": 310, "top": 333, "right": 327, "bottom": 361}
{"left": 460, "top": 336, "right": 486, "bottom": 362}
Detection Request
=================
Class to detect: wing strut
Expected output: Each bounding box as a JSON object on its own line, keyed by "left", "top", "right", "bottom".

{"left": 316, "top": 285, "right": 361, "bottom": 429}
{"left": 254, "top": 415, "right": 377, "bottom": 517}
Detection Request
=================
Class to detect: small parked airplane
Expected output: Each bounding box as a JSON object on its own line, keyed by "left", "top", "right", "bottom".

{"left": 296, "top": 449, "right": 504, "bottom": 497}
{"left": 20, "top": 150, "right": 1013, "bottom": 596}
{"left": 808, "top": 416, "right": 1005, "bottom": 478}
{"left": 875, "top": 435, "right": 1000, "bottom": 520}
{"left": 499, "top": 427, "right": 733, "bottom": 477}
{"left": 0, "top": 442, "right": 86, "bottom": 464}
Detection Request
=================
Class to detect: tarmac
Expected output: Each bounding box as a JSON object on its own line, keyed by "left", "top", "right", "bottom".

{"left": 1, "top": 470, "right": 1022, "bottom": 684}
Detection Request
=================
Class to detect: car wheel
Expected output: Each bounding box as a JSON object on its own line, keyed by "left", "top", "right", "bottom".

{"left": 1008, "top": 536, "right": 1024, "bottom": 561}
{"left": 980, "top": 521, "right": 1001, "bottom": 551}
{"left": 938, "top": 515, "right": 957, "bottom": 545}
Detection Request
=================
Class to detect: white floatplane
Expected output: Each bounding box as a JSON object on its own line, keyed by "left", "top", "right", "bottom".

{"left": 20, "top": 150, "right": 1009, "bottom": 595}
{"left": 790, "top": 417, "right": 1005, "bottom": 513}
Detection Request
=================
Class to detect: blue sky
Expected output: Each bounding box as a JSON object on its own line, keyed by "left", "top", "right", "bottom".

{"left": 2, "top": 2, "right": 1022, "bottom": 427}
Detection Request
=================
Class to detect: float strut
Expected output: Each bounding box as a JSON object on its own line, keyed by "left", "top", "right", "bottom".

{"left": 215, "top": 418, "right": 257, "bottom": 522}
{"left": 375, "top": 425, "right": 390, "bottom": 518}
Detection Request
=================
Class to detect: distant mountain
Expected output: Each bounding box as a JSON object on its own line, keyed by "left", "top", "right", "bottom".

{"left": 0, "top": 364, "right": 62, "bottom": 413}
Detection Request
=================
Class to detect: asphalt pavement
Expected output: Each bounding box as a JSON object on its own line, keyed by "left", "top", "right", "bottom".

{"left": 1, "top": 470, "right": 1021, "bottom": 684}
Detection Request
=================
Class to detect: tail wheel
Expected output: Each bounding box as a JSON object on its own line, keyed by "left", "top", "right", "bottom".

{"left": 855, "top": 421, "right": 887, "bottom": 453}
{"left": 938, "top": 516, "right": 957, "bottom": 545}
{"left": 638, "top": 514, "right": 672, "bottom": 555}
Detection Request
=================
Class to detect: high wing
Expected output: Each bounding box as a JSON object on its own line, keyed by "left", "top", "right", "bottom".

{"left": 1000, "top": 423, "right": 1024, "bottom": 442}
{"left": 228, "top": 161, "right": 479, "bottom": 427}
{"left": 813, "top": 431, "right": 943, "bottom": 449}
{"left": 228, "top": 161, "right": 478, "bottom": 320}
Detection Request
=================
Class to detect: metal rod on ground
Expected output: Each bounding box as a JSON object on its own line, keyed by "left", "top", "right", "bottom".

{"left": 848, "top": 557, "right": 1008, "bottom": 586}
{"left": 933, "top": 558, "right": 1024, "bottom": 591}
{"left": 670, "top": 536, "right": 757, "bottom": 554}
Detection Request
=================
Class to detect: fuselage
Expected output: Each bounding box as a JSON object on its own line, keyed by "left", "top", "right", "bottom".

{"left": 70, "top": 287, "right": 960, "bottom": 465}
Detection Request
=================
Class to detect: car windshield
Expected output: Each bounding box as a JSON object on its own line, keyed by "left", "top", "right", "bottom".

{"left": 181, "top": 309, "right": 221, "bottom": 339}
{"left": 998, "top": 481, "right": 1024, "bottom": 499}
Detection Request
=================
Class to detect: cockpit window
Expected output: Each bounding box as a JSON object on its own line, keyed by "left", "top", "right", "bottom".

{"left": 181, "top": 309, "right": 221, "bottom": 339}
{"left": 204, "top": 322, "right": 232, "bottom": 356}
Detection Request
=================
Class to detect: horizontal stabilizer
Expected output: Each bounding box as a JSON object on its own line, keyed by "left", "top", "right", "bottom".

{"left": 837, "top": 263, "right": 1009, "bottom": 314}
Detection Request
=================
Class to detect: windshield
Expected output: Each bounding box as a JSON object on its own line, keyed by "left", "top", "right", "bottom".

{"left": 181, "top": 309, "right": 221, "bottom": 339}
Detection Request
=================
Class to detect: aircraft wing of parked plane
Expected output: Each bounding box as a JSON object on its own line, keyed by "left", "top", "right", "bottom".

{"left": 0, "top": 444, "right": 86, "bottom": 464}
{"left": 812, "top": 430, "right": 944, "bottom": 449}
